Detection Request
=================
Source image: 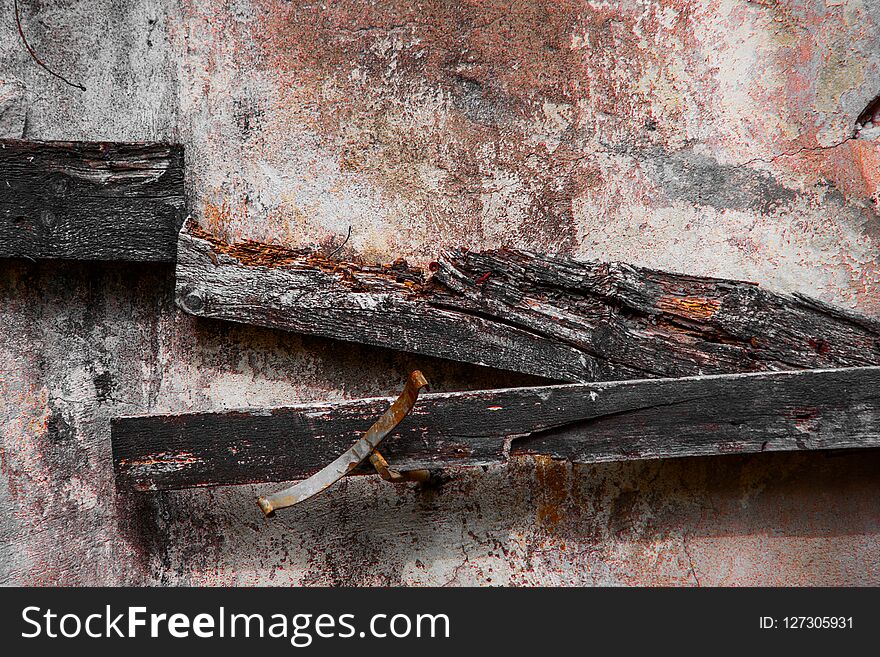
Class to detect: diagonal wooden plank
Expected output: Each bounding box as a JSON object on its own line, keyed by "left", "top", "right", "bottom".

{"left": 112, "top": 366, "right": 880, "bottom": 491}
{"left": 175, "top": 221, "right": 880, "bottom": 382}
{"left": 0, "top": 140, "right": 185, "bottom": 262}
{"left": 174, "top": 223, "right": 598, "bottom": 383}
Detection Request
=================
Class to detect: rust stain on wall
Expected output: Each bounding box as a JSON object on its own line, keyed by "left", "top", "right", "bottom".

{"left": 533, "top": 456, "right": 570, "bottom": 528}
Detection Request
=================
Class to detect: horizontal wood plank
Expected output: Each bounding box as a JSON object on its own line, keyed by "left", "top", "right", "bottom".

{"left": 176, "top": 223, "right": 880, "bottom": 382}
{"left": 113, "top": 366, "right": 880, "bottom": 491}
{"left": 0, "top": 140, "right": 185, "bottom": 261}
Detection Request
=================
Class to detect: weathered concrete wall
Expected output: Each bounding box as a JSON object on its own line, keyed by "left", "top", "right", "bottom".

{"left": 1, "top": 0, "right": 879, "bottom": 585}
{"left": 176, "top": 0, "right": 880, "bottom": 312}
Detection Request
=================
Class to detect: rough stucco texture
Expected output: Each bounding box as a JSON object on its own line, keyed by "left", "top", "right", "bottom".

{"left": 1, "top": 0, "right": 880, "bottom": 585}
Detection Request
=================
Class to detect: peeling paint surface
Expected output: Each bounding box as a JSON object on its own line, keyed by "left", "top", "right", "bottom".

{"left": 1, "top": 0, "right": 880, "bottom": 585}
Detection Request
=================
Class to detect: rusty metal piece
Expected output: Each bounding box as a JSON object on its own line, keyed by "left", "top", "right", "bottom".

{"left": 257, "top": 370, "right": 429, "bottom": 515}
{"left": 368, "top": 449, "right": 432, "bottom": 483}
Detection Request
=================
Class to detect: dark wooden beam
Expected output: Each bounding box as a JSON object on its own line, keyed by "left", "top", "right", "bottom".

{"left": 176, "top": 222, "right": 880, "bottom": 382}
{"left": 113, "top": 366, "right": 880, "bottom": 491}
{"left": 0, "top": 140, "right": 185, "bottom": 262}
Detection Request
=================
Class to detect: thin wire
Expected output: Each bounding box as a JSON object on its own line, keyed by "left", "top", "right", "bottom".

{"left": 326, "top": 226, "right": 352, "bottom": 259}
{"left": 14, "top": 0, "right": 86, "bottom": 92}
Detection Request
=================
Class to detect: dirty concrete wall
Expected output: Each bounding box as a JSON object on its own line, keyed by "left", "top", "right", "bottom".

{"left": 1, "top": 0, "right": 879, "bottom": 585}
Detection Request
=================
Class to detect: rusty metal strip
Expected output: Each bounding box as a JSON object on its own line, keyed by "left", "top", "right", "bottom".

{"left": 369, "top": 449, "right": 432, "bottom": 483}
{"left": 257, "top": 370, "right": 429, "bottom": 515}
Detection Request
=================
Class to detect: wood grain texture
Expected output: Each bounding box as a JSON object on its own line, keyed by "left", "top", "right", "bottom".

{"left": 113, "top": 366, "right": 880, "bottom": 491}
{"left": 176, "top": 224, "right": 880, "bottom": 382}
{"left": 0, "top": 140, "right": 185, "bottom": 261}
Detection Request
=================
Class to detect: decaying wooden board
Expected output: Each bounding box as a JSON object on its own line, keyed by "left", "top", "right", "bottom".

{"left": 0, "top": 140, "right": 185, "bottom": 261}
{"left": 113, "top": 366, "right": 880, "bottom": 491}
{"left": 176, "top": 222, "right": 880, "bottom": 382}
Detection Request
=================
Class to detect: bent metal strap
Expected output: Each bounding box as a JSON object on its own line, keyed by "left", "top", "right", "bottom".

{"left": 257, "top": 370, "right": 430, "bottom": 515}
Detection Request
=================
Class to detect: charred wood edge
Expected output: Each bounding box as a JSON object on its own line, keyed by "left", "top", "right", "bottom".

{"left": 175, "top": 220, "right": 880, "bottom": 382}
{"left": 0, "top": 140, "right": 185, "bottom": 262}
{"left": 113, "top": 366, "right": 880, "bottom": 491}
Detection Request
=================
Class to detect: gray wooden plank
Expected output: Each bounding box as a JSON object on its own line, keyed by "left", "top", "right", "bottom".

{"left": 0, "top": 140, "right": 185, "bottom": 261}
{"left": 113, "top": 366, "right": 880, "bottom": 491}
{"left": 175, "top": 222, "right": 880, "bottom": 382}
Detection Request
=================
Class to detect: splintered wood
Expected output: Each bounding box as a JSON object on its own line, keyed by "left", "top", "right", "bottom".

{"left": 176, "top": 222, "right": 880, "bottom": 382}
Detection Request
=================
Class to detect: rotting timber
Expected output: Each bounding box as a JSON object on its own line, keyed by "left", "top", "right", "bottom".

{"left": 108, "top": 222, "right": 880, "bottom": 495}
{"left": 176, "top": 220, "right": 880, "bottom": 383}
{"left": 113, "top": 366, "right": 880, "bottom": 492}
